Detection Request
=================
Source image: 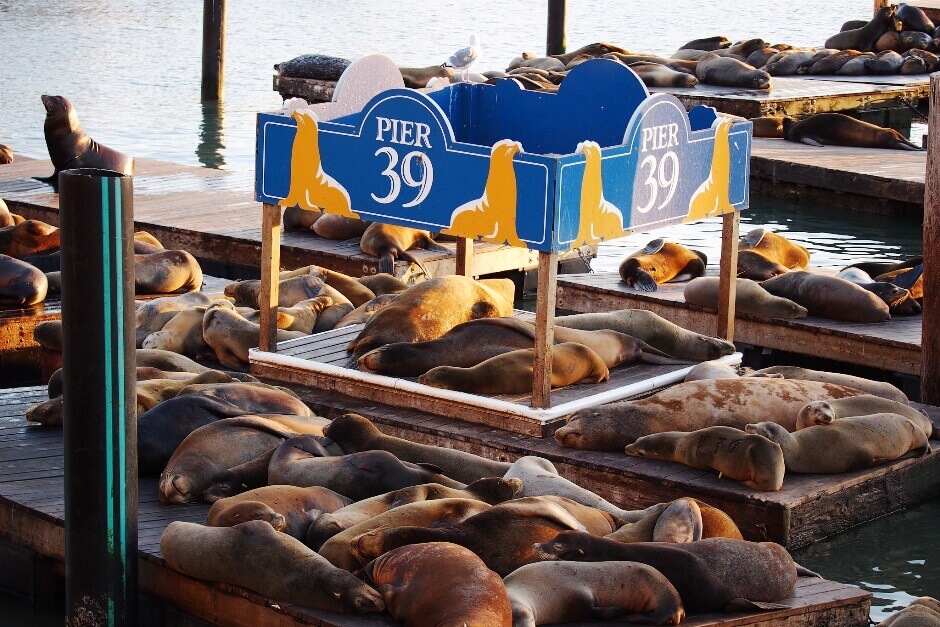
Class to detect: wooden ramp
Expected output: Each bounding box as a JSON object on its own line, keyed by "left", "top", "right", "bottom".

{"left": 0, "top": 387, "right": 872, "bottom": 626}
{"left": 0, "top": 158, "right": 592, "bottom": 281}
{"left": 555, "top": 270, "right": 922, "bottom": 375}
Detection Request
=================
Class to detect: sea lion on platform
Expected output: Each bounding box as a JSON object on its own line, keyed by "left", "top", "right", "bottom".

{"left": 0, "top": 254, "right": 48, "bottom": 306}
{"left": 783, "top": 114, "right": 921, "bottom": 150}
{"left": 136, "top": 348, "right": 213, "bottom": 374}
{"left": 805, "top": 50, "right": 862, "bottom": 74}
{"left": 606, "top": 498, "right": 743, "bottom": 543}
{"left": 846, "top": 257, "right": 923, "bottom": 278}
{"left": 866, "top": 50, "right": 905, "bottom": 74}
{"left": 749, "top": 366, "right": 908, "bottom": 402}
{"left": 836, "top": 268, "right": 921, "bottom": 315}
{"left": 323, "top": 413, "right": 511, "bottom": 484}
{"left": 134, "top": 291, "right": 212, "bottom": 347}
{"left": 280, "top": 265, "right": 375, "bottom": 307}
{"left": 825, "top": 5, "right": 900, "bottom": 51}
{"left": 739, "top": 227, "right": 809, "bottom": 272}
{"left": 619, "top": 239, "right": 706, "bottom": 291}
{"left": 841, "top": 19, "right": 869, "bottom": 32}
{"left": 683, "top": 360, "right": 740, "bottom": 381}
{"left": 533, "top": 534, "right": 798, "bottom": 614}
{"left": 268, "top": 435, "right": 463, "bottom": 500}
{"left": 420, "top": 342, "right": 609, "bottom": 394}
{"left": 548, "top": 42, "right": 630, "bottom": 65}
{"left": 207, "top": 485, "right": 352, "bottom": 539}
{"left": 311, "top": 214, "right": 370, "bottom": 239}
{"left": 398, "top": 65, "right": 454, "bottom": 88}
{"left": 225, "top": 274, "right": 322, "bottom": 309}
{"left": 836, "top": 52, "right": 877, "bottom": 74}
{"left": 0, "top": 199, "right": 23, "bottom": 227}
{"left": 556, "top": 309, "right": 735, "bottom": 361}
{"left": 899, "top": 3, "right": 936, "bottom": 33}
{"left": 625, "top": 426, "right": 785, "bottom": 491}
{"left": 38, "top": 95, "right": 134, "bottom": 190}
{"left": 135, "top": 250, "right": 203, "bottom": 294}
{"left": 283, "top": 206, "right": 321, "bottom": 231}
{"left": 505, "top": 560, "right": 684, "bottom": 627}
{"left": 334, "top": 294, "right": 397, "bottom": 328}
{"left": 905, "top": 49, "right": 940, "bottom": 71}
{"left": 628, "top": 62, "right": 698, "bottom": 88}
{"left": 135, "top": 369, "right": 234, "bottom": 414}
{"left": 346, "top": 276, "right": 515, "bottom": 359}
{"left": 684, "top": 277, "right": 808, "bottom": 319}
{"left": 202, "top": 302, "right": 306, "bottom": 369}
{"left": 746, "top": 416, "right": 929, "bottom": 473}
{"left": 362, "top": 542, "right": 512, "bottom": 627}
{"left": 359, "top": 223, "right": 451, "bottom": 277}
{"left": 160, "top": 521, "right": 385, "bottom": 614}
{"left": 900, "top": 52, "right": 929, "bottom": 74}
{"left": 555, "top": 378, "right": 862, "bottom": 451}
{"left": 760, "top": 271, "right": 891, "bottom": 322}
{"left": 695, "top": 53, "right": 771, "bottom": 88}
{"left": 141, "top": 305, "right": 213, "bottom": 358}
{"left": 357, "top": 272, "right": 409, "bottom": 295}
{"left": 876, "top": 30, "right": 903, "bottom": 51}
{"left": 763, "top": 50, "right": 818, "bottom": 76}
{"left": 0, "top": 220, "right": 59, "bottom": 259}
{"left": 679, "top": 36, "right": 732, "bottom": 51}
{"left": 797, "top": 395, "right": 932, "bottom": 437}
{"left": 750, "top": 116, "right": 785, "bottom": 138}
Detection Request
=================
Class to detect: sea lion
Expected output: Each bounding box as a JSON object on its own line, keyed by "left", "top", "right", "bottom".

{"left": 360, "top": 224, "right": 451, "bottom": 276}
{"left": 825, "top": 6, "right": 900, "bottom": 51}
{"left": 136, "top": 348, "right": 215, "bottom": 374}
{"left": 837, "top": 53, "right": 877, "bottom": 75}
{"left": 876, "top": 30, "right": 903, "bottom": 51}
{"left": 880, "top": 597, "right": 940, "bottom": 627}
{"left": 0, "top": 220, "right": 59, "bottom": 259}
{"left": 836, "top": 268, "right": 921, "bottom": 315}
{"left": 0, "top": 254, "right": 48, "bottom": 306}
{"left": 207, "top": 485, "right": 351, "bottom": 539}
{"left": 225, "top": 274, "right": 323, "bottom": 308}
{"left": 361, "top": 542, "right": 512, "bottom": 627}
{"left": 533, "top": 534, "right": 798, "bottom": 613}
{"left": 737, "top": 250, "right": 790, "bottom": 280}
{"left": 135, "top": 250, "right": 202, "bottom": 294}
{"left": 847, "top": 257, "right": 923, "bottom": 278}
{"left": 322, "top": 498, "right": 493, "bottom": 570}
{"left": 625, "top": 426, "right": 785, "bottom": 491}
{"left": 262, "top": 296, "right": 334, "bottom": 334}
{"left": 880, "top": 263, "right": 924, "bottom": 300}
{"left": 740, "top": 227, "right": 809, "bottom": 272}
{"left": 748, "top": 366, "right": 908, "bottom": 402}
{"left": 160, "top": 521, "right": 385, "bottom": 614}
{"left": 419, "top": 342, "right": 609, "bottom": 394}
{"left": 202, "top": 302, "right": 306, "bottom": 369}
{"left": 268, "top": 435, "right": 464, "bottom": 500}
{"left": 334, "top": 293, "right": 397, "bottom": 328}
{"left": 606, "top": 498, "right": 743, "bottom": 543}
{"left": 900, "top": 54, "right": 929, "bottom": 74}
{"left": 556, "top": 310, "right": 735, "bottom": 361}
{"left": 628, "top": 62, "right": 698, "bottom": 87}
{"left": 516, "top": 56, "right": 566, "bottom": 71}
{"left": 905, "top": 49, "right": 940, "bottom": 71}
{"left": 0, "top": 143, "right": 12, "bottom": 165}
{"left": 745, "top": 416, "right": 929, "bottom": 473}
{"left": 783, "top": 114, "right": 922, "bottom": 150}
{"left": 323, "top": 413, "right": 511, "bottom": 484}
{"left": 346, "top": 276, "right": 515, "bottom": 359}
{"left": 619, "top": 239, "right": 706, "bottom": 291}
{"left": 141, "top": 304, "right": 213, "bottom": 358}
{"left": 555, "top": 378, "right": 862, "bottom": 451}
{"left": 357, "top": 272, "right": 409, "bottom": 296}
{"left": 0, "top": 199, "right": 23, "bottom": 227}
{"left": 866, "top": 50, "right": 904, "bottom": 74}
{"left": 750, "top": 116, "right": 785, "bottom": 138}
{"left": 841, "top": 19, "right": 870, "bottom": 32}
{"left": 39, "top": 95, "right": 134, "bottom": 190}
{"left": 679, "top": 36, "right": 732, "bottom": 51}
{"left": 746, "top": 48, "right": 783, "bottom": 69}
{"left": 760, "top": 271, "right": 891, "bottom": 322}
{"left": 134, "top": 291, "right": 212, "bottom": 347}
{"left": 281, "top": 265, "right": 375, "bottom": 307}
{"left": 505, "top": 560, "right": 684, "bottom": 627}
{"left": 282, "top": 205, "right": 321, "bottom": 231}
{"left": 305, "top": 478, "right": 522, "bottom": 549}
{"left": 352, "top": 497, "right": 586, "bottom": 576}
{"left": 684, "top": 277, "right": 808, "bottom": 319}
{"left": 763, "top": 50, "right": 818, "bottom": 76}
{"left": 899, "top": 3, "right": 936, "bottom": 33}
{"left": 135, "top": 369, "right": 234, "bottom": 414}
{"left": 311, "top": 214, "right": 370, "bottom": 239}
{"left": 797, "top": 395, "right": 932, "bottom": 438}
{"left": 683, "top": 360, "right": 740, "bottom": 381}
{"left": 695, "top": 53, "right": 771, "bottom": 88}
{"left": 548, "top": 42, "right": 630, "bottom": 65}
{"left": 398, "top": 65, "right": 454, "bottom": 88}
{"left": 805, "top": 49, "right": 862, "bottom": 74}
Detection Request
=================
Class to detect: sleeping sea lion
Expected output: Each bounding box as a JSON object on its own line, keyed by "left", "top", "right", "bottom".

{"left": 783, "top": 114, "right": 922, "bottom": 150}
{"left": 750, "top": 116, "right": 785, "bottom": 138}
{"left": 134, "top": 291, "right": 212, "bottom": 347}
{"left": 202, "top": 302, "right": 306, "bottom": 369}
{"left": 866, "top": 50, "right": 904, "bottom": 74}
{"left": 225, "top": 274, "right": 323, "bottom": 308}
{"left": 334, "top": 293, "right": 397, "bottom": 328}
{"left": 684, "top": 277, "right": 807, "bottom": 319}
{"left": 280, "top": 265, "right": 375, "bottom": 307}
{"left": 760, "top": 271, "right": 891, "bottom": 322}
{"left": 207, "top": 485, "right": 352, "bottom": 539}
{"left": 846, "top": 257, "right": 922, "bottom": 278}
{"left": 797, "top": 395, "right": 932, "bottom": 438}
{"left": 0, "top": 220, "right": 60, "bottom": 259}
{"left": 739, "top": 227, "right": 809, "bottom": 274}
{"left": 619, "top": 239, "right": 707, "bottom": 291}
{"left": 311, "top": 214, "right": 370, "bottom": 239}
{"left": 899, "top": 3, "right": 936, "bottom": 33}
{"left": 695, "top": 53, "right": 771, "bottom": 88}
{"left": 628, "top": 62, "right": 698, "bottom": 88}
{"left": 360, "top": 223, "right": 451, "bottom": 276}
{"left": 0, "top": 254, "right": 48, "bottom": 306}
{"left": 748, "top": 365, "right": 907, "bottom": 402}
{"left": 679, "top": 36, "right": 732, "bottom": 51}
{"left": 283, "top": 206, "right": 321, "bottom": 231}
{"left": 135, "top": 250, "right": 203, "bottom": 294}
{"left": 357, "top": 272, "right": 409, "bottom": 295}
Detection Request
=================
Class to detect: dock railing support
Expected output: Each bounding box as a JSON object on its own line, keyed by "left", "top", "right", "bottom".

{"left": 456, "top": 238, "right": 473, "bottom": 277}
{"left": 533, "top": 251, "right": 559, "bottom": 408}
{"left": 60, "top": 169, "right": 137, "bottom": 626}
{"left": 546, "top": 0, "right": 567, "bottom": 56}
{"left": 716, "top": 211, "right": 740, "bottom": 341}
{"left": 201, "top": 0, "right": 226, "bottom": 100}
{"left": 922, "top": 73, "right": 940, "bottom": 404}
{"left": 259, "top": 203, "right": 282, "bottom": 352}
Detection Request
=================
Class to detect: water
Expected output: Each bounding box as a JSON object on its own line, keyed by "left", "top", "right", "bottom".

{"left": 0, "top": 1, "right": 934, "bottom": 622}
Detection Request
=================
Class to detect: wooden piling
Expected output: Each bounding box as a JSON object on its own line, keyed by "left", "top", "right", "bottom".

{"left": 201, "top": 0, "right": 226, "bottom": 100}
{"left": 533, "top": 251, "right": 559, "bottom": 408}
{"left": 259, "top": 203, "right": 282, "bottom": 353}
{"left": 546, "top": 0, "right": 567, "bottom": 56}
{"left": 456, "top": 238, "right": 473, "bottom": 277}
{"left": 922, "top": 73, "right": 940, "bottom": 404}
{"left": 716, "top": 211, "right": 740, "bottom": 341}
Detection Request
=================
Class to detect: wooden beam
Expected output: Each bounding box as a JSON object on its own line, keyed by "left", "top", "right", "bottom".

{"left": 456, "top": 238, "right": 473, "bottom": 277}
{"left": 716, "top": 211, "right": 740, "bottom": 341}
{"left": 532, "top": 251, "right": 559, "bottom": 408}
{"left": 259, "top": 203, "right": 282, "bottom": 353}
{"left": 201, "top": 0, "right": 226, "bottom": 100}
{"left": 923, "top": 73, "right": 940, "bottom": 404}
{"left": 873, "top": 0, "right": 890, "bottom": 12}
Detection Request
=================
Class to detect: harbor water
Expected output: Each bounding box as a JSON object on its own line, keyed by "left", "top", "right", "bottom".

{"left": 0, "top": 1, "right": 934, "bottom": 622}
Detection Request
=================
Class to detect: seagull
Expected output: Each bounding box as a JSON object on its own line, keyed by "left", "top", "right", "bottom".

{"left": 444, "top": 35, "right": 481, "bottom": 82}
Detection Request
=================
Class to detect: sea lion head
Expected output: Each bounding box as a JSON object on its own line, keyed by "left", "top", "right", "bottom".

{"left": 744, "top": 421, "right": 787, "bottom": 443}
{"left": 531, "top": 530, "right": 589, "bottom": 561}
{"left": 332, "top": 578, "right": 386, "bottom": 615}
{"left": 41, "top": 95, "right": 81, "bottom": 134}
{"left": 624, "top": 432, "right": 679, "bottom": 458}
{"left": 465, "top": 477, "right": 524, "bottom": 504}
{"left": 740, "top": 250, "right": 790, "bottom": 280}
{"left": 25, "top": 396, "right": 63, "bottom": 426}
{"left": 554, "top": 408, "right": 622, "bottom": 450}
{"left": 796, "top": 401, "right": 836, "bottom": 429}
{"left": 322, "top": 413, "right": 380, "bottom": 446}
{"left": 159, "top": 471, "right": 197, "bottom": 504}
{"left": 207, "top": 500, "right": 288, "bottom": 532}
{"left": 357, "top": 344, "right": 414, "bottom": 374}
{"left": 417, "top": 366, "right": 461, "bottom": 390}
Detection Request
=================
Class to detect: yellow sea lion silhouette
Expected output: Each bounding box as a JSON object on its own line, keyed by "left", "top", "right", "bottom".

{"left": 571, "top": 141, "right": 625, "bottom": 247}
{"left": 686, "top": 118, "right": 734, "bottom": 222}
{"left": 279, "top": 110, "right": 358, "bottom": 219}
{"left": 444, "top": 139, "right": 525, "bottom": 247}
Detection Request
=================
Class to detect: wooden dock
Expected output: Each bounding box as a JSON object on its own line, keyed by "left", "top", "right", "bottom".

{"left": 0, "top": 386, "right": 872, "bottom": 626}
{"left": 0, "top": 157, "right": 592, "bottom": 282}
{"left": 555, "top": 270, "right": 922, "bottom": 375}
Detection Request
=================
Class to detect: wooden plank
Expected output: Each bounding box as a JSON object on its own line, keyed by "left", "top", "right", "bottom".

{"left": 455, "top": 238, "right": 472, "bottom": 277}
{"left": 716, "top": 211, "right": 740, "bottom": 341}
{"left": 532, "top": 251, "right": 559, "bottom": 409}
{"left": 923, "top": 73, "right": 939, "bottom": 405}
{"left": 259, "top": 203, "right": 282, "bottom": 353}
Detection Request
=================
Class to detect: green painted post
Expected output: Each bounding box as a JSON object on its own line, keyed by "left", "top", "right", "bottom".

{"left": 60, "top": 169, "right": 137, "bottom": 626}
{"left": 546, "top": 0, "right": 567, "bottom": 56}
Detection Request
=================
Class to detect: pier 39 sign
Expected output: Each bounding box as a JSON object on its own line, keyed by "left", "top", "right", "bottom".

{"left": 255, "top": 57, "right": 751, "bottom": 253}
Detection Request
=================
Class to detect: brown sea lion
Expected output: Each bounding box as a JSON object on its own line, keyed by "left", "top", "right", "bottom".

{"left": 323, "top": 413, "right": 511, "bottom": 484}
{"left": 202, "top": 302, "right": 306, "bottom": 369}
{"left": 905, "top": 49, "right": 940, "bottom": 71}
{"left": 555, "top": 378, "right": 863, "bottom": 451}
{"left": 311, "top": 214, "right": 370, "bottom": 239}
{"left": 0, "top": 220, "right": 60, "bottom": 259}
{"left": 806, "top": 49, "right": 862, "bottom": 74}
{"left": 625, "top": 426, "right": 785, "bottom": 491}
{"left": 695, "top": 53, "right": 771, "bottom": 88}
{"left": 684, "top": 277, "right": 808, "bottom": 319}
{"left": 135, "top": 250, "right": 203, "bottom": 294}
{"left": 737, "top": 250, "right": 790, "bottom": 280}
{"left": 334, "top": 293, "right": 397, "bottom": 328}
{"left": 0, "top": 143, "right": 12, "bottom": 165}
{"left": 283, "top": 205, "right": 321, "bottom": 231}
{"left": 280, "top": 265, "right": 375, "bottom": 307}
{"left": 750, "top": 116, "right": 785, "bottom": 138}
{"left": 835, "top": 267, "right": 920, "bottom": 315}
{"left": 268, "top": 435, "right": 464, "bottom": 500}
{"left": 533, "top": 534, "right": 799, "bottom": 613}
{"left": 760, "top": 271, "right": 891, "bottom": 322}
{"left": 160, "top": 521, "right": 385, "bottom": 614}
{"left": 141, "top": 304, "right": 213, "bottom": 358}
{"left": 619, "top": 239, "right": 707, "bottom": 291}
{"left": 739, "top": 227, "right": 809, "bottom": 273}
{"left": 763, "top": 50, "right": 818, "bottom": 76}
{"left": 876, "top": 30, "right": 903, "bottom": 51}
{"left": 398, "top": 65, "right": 454, "bottom": 88}
{"left": 683, "top": 360, "right": 740, "bottom": 382}
{"left": 899, "top": 4, "right": 936, "bottom": 33}
{"left": 0, "top": 254, "right": 48, "bottom": 306}
{"left": 207, "top": 485, "right": 352, "bottom": 539}
{"left": 359, "top": 223, "right": 451, "bottom": 276}
{"left": 260, "top": 296, "right": 334, "bottom": 334}
{"left": 749, "top": 366, "right": 907, "bottom": 402}
{"left": 0, "top": 199, "right": 24, "bottom": 227}
{"left": 361, "top": 542, "right": 512, "bottom": 627}
{"left": 135, "top": 369, "right": 234, "bottom": 414}
{"left": 746, "top": 416, "right": 929, "bottom": 473}
{"left": 880, "top": 597, "right": 940, "bottom": 627}
{"left": 505, "top": 560, "right": 684, "bottom": 627}
{"left": 225, "top": 274, "right": 323, "bottom": 308}
{"left": 346, "top": 276, "right": 515, "bottom": 359}
{"left": 878, "top": 265, "right": 924, "bottom": 300}
{"left": 836, "top": 52, "right": 876, "bottom": 75}
{"left": 866, "top": 50, "right": 904, "bottom": 74}
{"left": 606, "top": 498, "right": 743, "bottom": 543}
{"left": 357, "top": 272, "right": 409, "bottom": 295}
{"left": 39, "top": 95, "right": 134, "bottom": 190}
{"left": 783, "top": 114, "right": 921, "bottom": 150}
{"left": 825, "top": 6, "right": 900, "bottom": 51}
{"left": 134, "top": 291, "right": 212, "bottom": 347}
{"left": 798, "top": 395, "right": 932, "bottom": 437}
{"left": 628, "top": 62, "right": 698, "bottom": 88}
{"left": 136, "top": 348, "right": 214, "bottom": 374}
{"left": 549, "top": 42, "right": 630, "bottom": 65}
{"left": 846, "top": 256, "right": 922, "bottom": 279}
{"left": 133, "top": 231, "right": 164, "bottom": 253}
{"left": 679, "top": 36, "right": 732, "bottom": 51}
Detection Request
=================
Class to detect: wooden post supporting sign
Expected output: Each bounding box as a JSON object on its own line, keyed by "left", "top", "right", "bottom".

{"left": 533, "top": 251, "right": 559, "bottom": 408}
{"left": 259, "top": 203, "right": 282, "bottom": 352}
{"left": 716, "top": 211, "right": 740, "bottom": 341}
{"left": 456, "top": 238, "right": 473, "bottom": 277}
{"left": 922, "top": 73, "right": 940, "bottom": 404}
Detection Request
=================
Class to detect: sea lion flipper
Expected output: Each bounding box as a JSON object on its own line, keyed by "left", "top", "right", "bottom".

{"left": 743, "top": 227, "right": 766, "bottom": 248}
{"left": 643, "top": 238, "right": 666, "bottom": 254}
{"left": 726, "top": 599, "right": 791, "bottom": 611}
{"left": 795, "top": 564, "right": 823, "bottom": 578}
{"left": 378, "top": 252, "right": 396, "bottom": 276}
{"left": 417, "top": 234, "right": 453, "bottom": 254}
{"left": 801, "top": 137, "right": 824, "bottom": 147}
{"left": 469, "top": 301, "right": 500, "bottom": 319}
{"left": 397, "top": 250, "right": 432, "bottom": 279}
{"left": 631, "top": 269, "right": 658, "bottom": 292}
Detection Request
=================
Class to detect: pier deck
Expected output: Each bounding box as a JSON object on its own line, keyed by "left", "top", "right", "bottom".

{"left": 0, "top": 387, "right": 871, "bottom": 626}
{"left": 555, "top": 269, "right": 922, "bottom": 375}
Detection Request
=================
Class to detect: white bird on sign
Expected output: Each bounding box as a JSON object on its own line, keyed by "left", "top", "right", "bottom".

{"left": 444, "top": 35, "right": 481, "bottom": 82}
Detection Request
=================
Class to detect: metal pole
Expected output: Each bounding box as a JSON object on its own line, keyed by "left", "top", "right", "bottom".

{"left": 201, "top": 0, "right": 226, "bottom": 100}
{"left": 546, "top": 0, "right": 567, "bottom": 56}
{"left": 60, "top": 168, "right": 137, "bottom": 626}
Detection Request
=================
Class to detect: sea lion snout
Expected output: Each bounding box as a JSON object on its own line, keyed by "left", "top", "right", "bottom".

{"left": 41, "top": 95, "right": 59, "bottom": 113}
{"left": 159, "top": 474, "right": 192, "bottom": 503}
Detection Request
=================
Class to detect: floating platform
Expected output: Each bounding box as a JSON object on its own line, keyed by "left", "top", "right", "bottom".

{"left": 555, "top": 269, "right": 922, "bottom": 376}
{"left": 0, "top": 157, "right": 593, "bottom": 282}
{"left": 0, "top": 386, "right": 872, "bottom": 625}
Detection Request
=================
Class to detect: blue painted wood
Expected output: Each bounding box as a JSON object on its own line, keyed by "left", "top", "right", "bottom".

{"left": 255, "top": 58, "right": 751, "bottom": 253}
